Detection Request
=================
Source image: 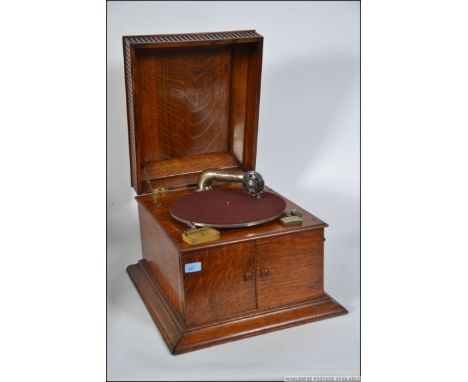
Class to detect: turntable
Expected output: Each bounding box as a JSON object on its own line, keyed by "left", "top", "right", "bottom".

{"left": 123, "top": 30, "right": 347, "bottom": 354}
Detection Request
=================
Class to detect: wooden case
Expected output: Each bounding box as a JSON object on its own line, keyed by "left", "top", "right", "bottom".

{"left": 123, "top": 30, "right": 347, "bottom": 355}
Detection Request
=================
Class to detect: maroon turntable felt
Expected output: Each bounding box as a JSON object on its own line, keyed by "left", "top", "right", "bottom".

{"left": 170, "top": 188, "right": 286, "bottom": 228}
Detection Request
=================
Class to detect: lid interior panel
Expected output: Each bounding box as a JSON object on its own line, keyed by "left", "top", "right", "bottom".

{"left": 124, "top": 31, "right": 263, "bottom": 194}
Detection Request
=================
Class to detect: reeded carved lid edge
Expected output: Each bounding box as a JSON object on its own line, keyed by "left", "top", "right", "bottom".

{"left": 123, "top": 30, "right": 262, "bottom": 47}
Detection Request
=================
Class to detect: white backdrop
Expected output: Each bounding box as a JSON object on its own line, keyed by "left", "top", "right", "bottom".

{"left": 107, "top": 1, "right": 360, "bottom": 380}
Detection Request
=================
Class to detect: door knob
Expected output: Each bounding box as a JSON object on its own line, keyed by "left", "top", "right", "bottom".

{"left": 244, "top": 271, "right": 254, "bottom": 281}
{"left": 258, "top": 268, "right": 270, "bottom": 277}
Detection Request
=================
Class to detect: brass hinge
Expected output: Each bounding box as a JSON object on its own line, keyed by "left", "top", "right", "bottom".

{"left": 143, "top": 167, "right": 168, "bottom": 208}
{"left": 150, "top": 187, "right": 168, "bottom": 208}
{"left": 152, "top": 187, "right": 169, "bottom": 194}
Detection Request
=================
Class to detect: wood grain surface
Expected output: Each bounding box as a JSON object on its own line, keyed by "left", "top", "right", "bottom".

{"left": 138, "top": 204, "right": 184, "bottom": 318}
{"left": 256, "top": 230, "right": 324, "bottom": 309}
{"left": 182, "top": 242, "right": 256, "bottom": 325}
{"left": 136, "top": 45, "right": 231, "bottom": 161}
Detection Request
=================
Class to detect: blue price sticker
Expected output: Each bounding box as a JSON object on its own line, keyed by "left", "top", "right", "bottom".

{"left": 185, "top": 262, "right": 202, "bottom": 273}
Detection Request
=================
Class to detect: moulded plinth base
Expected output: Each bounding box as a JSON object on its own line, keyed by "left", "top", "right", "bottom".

{"left": 127, "top": 260, "right": 348, "bottom": 355}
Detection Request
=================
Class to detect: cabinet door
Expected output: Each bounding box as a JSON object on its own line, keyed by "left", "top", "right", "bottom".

{"left": 182, "top": 242, "right": 256, "bottom": 325}
{"left": 255, "top": 230, "right": 324, "bottom": 309}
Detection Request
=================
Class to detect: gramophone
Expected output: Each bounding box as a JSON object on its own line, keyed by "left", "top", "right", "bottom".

{"left": 123, "top": 30, "right": 347, "bottom": 354}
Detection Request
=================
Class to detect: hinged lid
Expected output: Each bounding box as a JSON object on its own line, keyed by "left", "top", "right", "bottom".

{"left": 123, "top": 30, "right": 264, "bottom": 194}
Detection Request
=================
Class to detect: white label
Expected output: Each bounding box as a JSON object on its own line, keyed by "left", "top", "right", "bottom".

{"left": 185, "top": 262, "right": 202, "bottom": 273}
